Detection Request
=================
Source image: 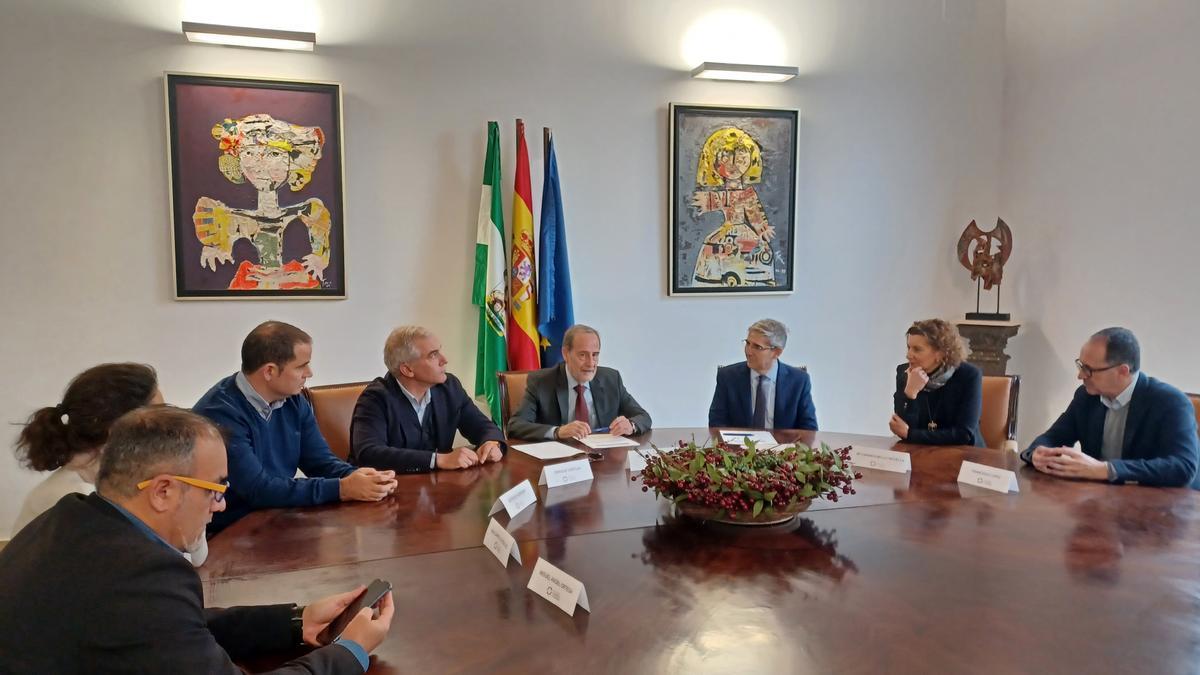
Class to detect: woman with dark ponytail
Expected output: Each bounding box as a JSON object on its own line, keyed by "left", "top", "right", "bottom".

{"left": 11, "top": 364, "right": 210, "bottom": 564}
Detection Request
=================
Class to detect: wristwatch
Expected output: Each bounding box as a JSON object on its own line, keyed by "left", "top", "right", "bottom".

{"left": 290, "top": 604, "right": 306, "bottom": 646}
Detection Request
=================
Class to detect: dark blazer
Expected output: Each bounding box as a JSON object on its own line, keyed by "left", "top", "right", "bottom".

{"left": 708, "top": 360, "right": 818, "bottom": 430}
{"left": 0, "top": 493, "right": 361, "bottom": 673}
{"left": 893, "top": 362, "right": 984, "bottom": 447}
{"left": 349, "top": 371, "right": 506, "bottom": 473}
{"left": 1020, "top": 372, "right": 1200, "bottom": 488}
{"left": 506, "top": 363, "right": 652, "bottom": 440}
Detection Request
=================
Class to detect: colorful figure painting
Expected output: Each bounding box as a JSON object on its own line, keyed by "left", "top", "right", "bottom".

{"left": 670, "top": 104, "right": 798, "bottom": 296}
{"left": 166, "top": 74, "right": 346, "bottom": 298}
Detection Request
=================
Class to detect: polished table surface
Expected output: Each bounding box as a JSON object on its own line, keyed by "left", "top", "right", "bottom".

{"left": 203, "top": 429, "right": 1200, "bottom": 674}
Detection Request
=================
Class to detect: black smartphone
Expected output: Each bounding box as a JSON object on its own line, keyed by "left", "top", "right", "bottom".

{"left": 316, "top": 578, "right": 392, "bottom": 645}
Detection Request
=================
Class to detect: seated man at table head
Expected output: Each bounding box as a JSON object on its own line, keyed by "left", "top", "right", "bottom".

{"left": 350, "top": 325, "right": 505, "bottom": 473}
{"left": 889, "top": 319, "right": 984, "bottom": 446}
{"left": 1022, "top": 327, "right": 1199, "bottom": 488}
{"left": 507, "top": 323, "right": 652, "bottom": 441}
{"left": 194, "top": 320, "right": 397, "bottom": 534}
{"left": 0, "top": 405, "right": 394, "bottom": 673}
{"left": 708, "top": 318, "right": 818, "bottom": 430}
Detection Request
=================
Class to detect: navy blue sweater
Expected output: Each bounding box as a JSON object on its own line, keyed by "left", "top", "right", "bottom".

{"left": 194, "top": 374, "right": 355, "bottom": 533}
{"left": 893, "top": 362, "right": 984, "bottom": 447}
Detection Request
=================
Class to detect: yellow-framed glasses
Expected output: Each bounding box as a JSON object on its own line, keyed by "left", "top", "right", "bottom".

{"left": 136, "top": 475, "right": 229, "bottom": 502}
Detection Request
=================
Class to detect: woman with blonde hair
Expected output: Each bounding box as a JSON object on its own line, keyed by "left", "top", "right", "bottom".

{"left": 889, "top": 319, "right": 984, "bottom": 446}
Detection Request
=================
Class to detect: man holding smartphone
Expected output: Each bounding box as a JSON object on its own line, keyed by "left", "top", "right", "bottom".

{"left": 0, "top": 406, "right": 394, "bottom": 673}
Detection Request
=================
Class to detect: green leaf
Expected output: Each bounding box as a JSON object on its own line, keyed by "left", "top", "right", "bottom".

{"left": 667, "top": 468, "right": 683, "bottom": 482}
{"left": 800, "top": 484, "right": 816, "bottom": 498}
{"left": 764, "top": 491, "right": 777, "bottom": 502}
{"left": 689, "top": 453, "right": 704, "bottom": 475}
{"left": 748, "top": 489, "right": 764, "bottom": 501}
{"left": 753, "top": 499, "right": 764, "bottom": 517}
{"left": 706, "top": 464, "right": 721, "bottom": 483}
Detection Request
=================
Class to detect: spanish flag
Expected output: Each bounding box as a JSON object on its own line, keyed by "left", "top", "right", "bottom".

{"left": 506, "top": 119, "right": 541, "bottom": 370}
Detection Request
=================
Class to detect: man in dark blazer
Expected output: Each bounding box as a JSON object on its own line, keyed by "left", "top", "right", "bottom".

{"left": 708, "top": 319, "right": 818, "bottom": 430}
{"left": 1022, "top": 327, "right": 1199, "bottom": 488}
{"left": 507, "top": 324, "right": 652, "bottom": 441}
{"left": 351, "top": 325, "right": 506, "bottom": 473}
{"left": 0, "top": 406, "right": 393, "bottom": 673}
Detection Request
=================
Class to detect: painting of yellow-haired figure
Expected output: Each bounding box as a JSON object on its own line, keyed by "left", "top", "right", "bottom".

{"left": 166, "top": 74, "right": 346, "bottom": 299}
{"left": 669, "top": 104, "right": 798, "bottom": 296}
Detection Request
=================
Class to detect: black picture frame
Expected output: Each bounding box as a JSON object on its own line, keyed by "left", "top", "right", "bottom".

{"left": 669, "top": 103, "right": 798, "bottom": 296}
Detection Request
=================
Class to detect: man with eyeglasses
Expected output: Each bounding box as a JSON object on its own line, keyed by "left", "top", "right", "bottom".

{"left": 708, "top": 318, "right": 818, "bottom": 430}
{"left": 1021, "top": 327, "right": 1199, "bottom": 488}
{"left": 507, "top": 324, "right": 652, "bottom": 441}
{"left": 350, "top": 325, "right": 506, "bottom": 472}
{"left": 195, "top": 321, "right": 398, "bottom": 534}
{"left": 0, "top": 406, "right": 394, "bottom": 672}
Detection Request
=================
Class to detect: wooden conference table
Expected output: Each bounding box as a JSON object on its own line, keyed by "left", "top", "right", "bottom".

{"left": 202, "top": 428, "right": 1200, "bottom": 674}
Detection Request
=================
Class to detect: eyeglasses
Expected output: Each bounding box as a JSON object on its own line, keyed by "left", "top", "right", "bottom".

{"left": 1074, "top": 358, "right": 1120, "bottom": 378}
{"left": 743, "top": 339, "right": 775, "bottom": 352}
{"left": 136, "top": 475, "right": 229, "bottom": 502}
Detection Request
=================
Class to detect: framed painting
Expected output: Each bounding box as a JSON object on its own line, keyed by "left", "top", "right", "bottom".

{"left": 165, "top": 72, "right": 346, "bottom": 299}
{"left": 669, "top": 103, "right": 798, "bottom": 296}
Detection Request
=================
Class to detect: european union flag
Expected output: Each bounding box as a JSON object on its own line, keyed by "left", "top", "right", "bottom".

{"left": 537, "top": 132, "right": 574, "bottom": 366}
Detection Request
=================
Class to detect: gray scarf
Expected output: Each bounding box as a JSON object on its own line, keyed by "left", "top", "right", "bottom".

{"left": 924, "top": 365, "right": 957, "bottom": 392}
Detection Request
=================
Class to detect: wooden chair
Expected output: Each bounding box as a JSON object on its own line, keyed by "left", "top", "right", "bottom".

{"left": 1186, "top": 393, "right": 1200, "bottom": 436}
{"left": 496, "top": 370, "right": 531, "bottom": 430}
{"left": 302, "top": 381, "right": 371, "bottom": 460}
{"left": 980, "top": 374, "right": 1021, "bottom": 451}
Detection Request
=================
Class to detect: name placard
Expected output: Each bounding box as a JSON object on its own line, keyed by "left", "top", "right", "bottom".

{"left": 527, "top": 557, "right": 590, "bottom": 615}
{"left": 483, "top": 518, "right": 522, "bottom": 567}
{"left": 627, "top": 450, "right": 648, "bottom": 472}
{"left": 538, "top": 459, "right": 594, "bottom": 488}
{"left": 488, "top": 480, "right": 538, "bottom": 518}
{"left": 956, "top": 461, "right": 1020, "bottom": 493}
{"left": 850, "top": 447, "right": 912, "bottom": 474}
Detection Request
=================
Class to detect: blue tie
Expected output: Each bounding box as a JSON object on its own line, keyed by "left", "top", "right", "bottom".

{"left": 752, "top": 374, "right": 767, "bottom": 428}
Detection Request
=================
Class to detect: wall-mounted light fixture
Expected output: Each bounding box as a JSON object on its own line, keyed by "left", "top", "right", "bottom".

{"left": 182, "top": 22, "right": 316, "bottom": 51}
{"left": 690, "top": 62, "right": 798, "bottom": 83}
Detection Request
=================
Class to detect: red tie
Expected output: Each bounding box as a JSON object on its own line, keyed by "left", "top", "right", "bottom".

{"left": 574, "top": 384, "right": 588, "bottom": 424}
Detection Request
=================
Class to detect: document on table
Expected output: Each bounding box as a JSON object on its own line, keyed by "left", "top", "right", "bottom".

{"left": 718, "top": 430, "right": 779, "bottom": 449}
{"left": 578, "top": 433, "right": 639, "bottom": 449}
{"left": 511, "top": 441, "right": 585, "bottom": 461}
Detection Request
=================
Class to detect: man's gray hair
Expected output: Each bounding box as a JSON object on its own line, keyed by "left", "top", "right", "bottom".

{"left": 384, "top": 325, "right": 434, "bottom": 373}
{"left": 563, "top": 324, "right": 601, "bottom": 351}
{"left": 749, "top": 319, "right": 788, "bottom": 349}
{"left": 96, "top": 406, "right": 220, "bottom": 498}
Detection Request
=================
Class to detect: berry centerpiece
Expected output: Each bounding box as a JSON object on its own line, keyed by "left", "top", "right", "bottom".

{"left": 634, "top": 439, "right": 861, "bottom": 525}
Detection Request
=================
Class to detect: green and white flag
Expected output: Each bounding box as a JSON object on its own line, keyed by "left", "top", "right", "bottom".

{"left": 472, "top": 121, "right": 508, "bottom": 421}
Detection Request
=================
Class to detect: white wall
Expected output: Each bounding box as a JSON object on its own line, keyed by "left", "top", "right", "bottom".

{"left": 1000, "top": 0, "right": 1200, "bottom": 445}
{"left": 0, "top": 0, "right": 1006, "bottom": 536}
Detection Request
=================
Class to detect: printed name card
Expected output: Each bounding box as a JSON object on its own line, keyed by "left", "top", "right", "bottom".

{"left": 627, "top": 450, "right": 648, "bottom": 472}
{"left": 488, "top": 480, "right": 538, "bottom": 518}
{"left": 527, "top": 557, "right": 590, "bottom": 616}
{"left": 849, "top": 447, "right": 912, "bottom": 474}
{"left": 538, "top": 459, "right": 594, "bottom": 488}
{"left": 483, "top": 518, "right": 522, "bottom": 567}
{"left": 956, "top": 461, "right": 1020, "bottom": 493}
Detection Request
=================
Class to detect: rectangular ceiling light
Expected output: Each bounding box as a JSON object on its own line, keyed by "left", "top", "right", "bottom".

{"left": 182, "top": 22, "right": 316, "bottom": 52}
{"left": 691, "top": 62, "right": 798, "bottom": 83}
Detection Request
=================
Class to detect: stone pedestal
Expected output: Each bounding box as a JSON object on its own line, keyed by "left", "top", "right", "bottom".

{"left": 956, "top": 320, "right": 1020, "bottom": 376}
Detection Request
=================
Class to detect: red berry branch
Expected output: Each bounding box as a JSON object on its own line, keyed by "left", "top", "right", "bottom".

{"left": 634, "top": 439, "right": 862, "bottom": 519}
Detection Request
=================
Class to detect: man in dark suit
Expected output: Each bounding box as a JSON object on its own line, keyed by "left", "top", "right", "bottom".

{"left": 708, "top": 319, "right": 818, "bottom": 430}
{"left": 1022, "top": 327, "right": 1199, "bottom": 488}
{"left": 350, "top": 325, "right": 506, "bottom": 473}
{"left": 0, "top": 406, "right": 394, "bottom": 673}
{"left": 507, "top": 324, "right": 652, "bottom": 441}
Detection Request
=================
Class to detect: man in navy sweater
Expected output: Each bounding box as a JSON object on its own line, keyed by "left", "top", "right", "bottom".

{"left": 708, "top": 319, "right": 818, "bottom": 430}
{"left": 350, "top": 325, "right": 505, "bottom": 473}
{"left": 1022, "top": 327, "right": 1199, "bottom": 488}
{"left": 195, "top": 321, "right": 397, "bottom": 533}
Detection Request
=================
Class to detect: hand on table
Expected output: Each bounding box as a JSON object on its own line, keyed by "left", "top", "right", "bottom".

{"left": 340, "top": 468, "right": 397, "bottom": 502}
{"left": 609, "top": 416, "right": 635, "bottom": 436}
{"left": 888, "top": 414, "right": 910, "bottom": 440}
{"left": 1031, "top": 446, "right": 1109, "bottom": 481}
{"left": 555, "top": 421, "right": 591, "bottom": 441}
{"left": 436, "top": 446, "right": 479, "bottom": 470}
